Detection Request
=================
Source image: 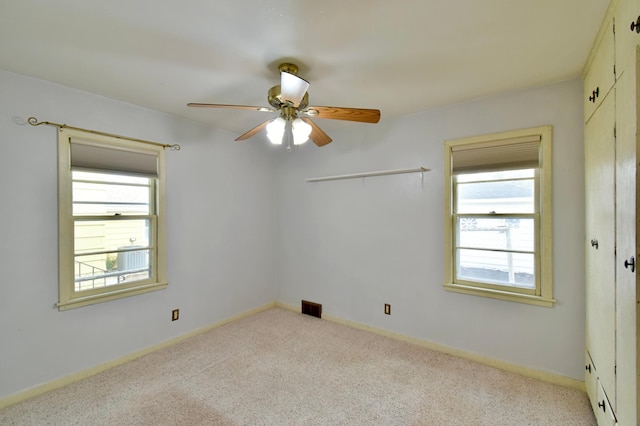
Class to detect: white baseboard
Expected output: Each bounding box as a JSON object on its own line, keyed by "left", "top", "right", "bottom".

{"left": 0, "top": 302, "right": 276, "bottom": 410}
{"left": 276, "top": 301, "right": 586, "bottom": 392}
{"left": 2, "top": 301, "right": 584, "bottom": 410}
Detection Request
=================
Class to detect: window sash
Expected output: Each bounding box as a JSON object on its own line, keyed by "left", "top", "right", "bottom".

{"left": 70, "top": 213, "right": 159, "bottom": 297}
{"left": 72, "top": 171, "right": 155, "bottom": 218}
{"left": 453, "top": 212, "right": 540, "bottom": 296}
{"left": 454, "top": 176, "right": 536, "bottom": 214}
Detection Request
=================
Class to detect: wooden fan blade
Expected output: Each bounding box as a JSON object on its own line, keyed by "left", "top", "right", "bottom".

{"left": 302, "top": 106, "right": 380, "bottom": 123}
{"left": 187, "top": 103, "right": 275, "bottom": 112}
{"left": 301, "top": 118, "right": 332, "bottom": 147}
{"left": 235, "top": 119, "right": 274, "bottom": 141}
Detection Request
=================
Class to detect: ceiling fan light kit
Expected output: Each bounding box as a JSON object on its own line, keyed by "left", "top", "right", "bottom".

{"left": 267, "top": 117, "right": 311, "bottom": 149}
{"left": 188, "top": 62, "right": 381, "bottom": 149}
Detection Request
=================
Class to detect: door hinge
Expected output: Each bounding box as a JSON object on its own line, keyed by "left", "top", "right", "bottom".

{"left": 614, "top": 126, "right": 617, "bottom": 138}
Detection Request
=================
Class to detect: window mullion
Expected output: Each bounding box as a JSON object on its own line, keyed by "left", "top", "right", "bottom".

{"left": 73, "top": 214, "right": 154, "bottom": 221}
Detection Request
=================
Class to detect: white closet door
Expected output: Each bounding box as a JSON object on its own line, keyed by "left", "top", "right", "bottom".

{"left": 615, "top": 48, "right": 640, "bottom": 426}
{"left": 585, "top": 89, "right": 617, "bottom": 408}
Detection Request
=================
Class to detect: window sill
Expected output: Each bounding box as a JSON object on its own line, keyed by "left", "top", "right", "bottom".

{"left": 57, "top": 282, "right": 168, "bottom": 311}
{"left": 443, "top": 283, "right": 556, "bottom": 307}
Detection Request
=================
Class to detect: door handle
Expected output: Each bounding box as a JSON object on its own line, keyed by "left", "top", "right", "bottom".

{"left": 631, "top": 16, "right": 640, "bottom": 33}
{"left": 624, "top": 256, "right": 635, "bottom": 273}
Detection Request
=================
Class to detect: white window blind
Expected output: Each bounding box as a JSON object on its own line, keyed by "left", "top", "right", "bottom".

{"left": 451, "top": 134, "right": 541, "bottom": 174}
{"left": 70, "top": 139, "right": 158, "bottom": 177}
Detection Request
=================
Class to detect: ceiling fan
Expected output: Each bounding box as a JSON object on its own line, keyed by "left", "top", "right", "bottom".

{"left": 187, "top": 63, "right": 381, "bottom": 149}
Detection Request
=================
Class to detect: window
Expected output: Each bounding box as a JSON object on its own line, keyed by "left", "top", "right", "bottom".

{"left": 58, "top": 128, "right": 167, "bottom": 310}
{"left": 443, "top": 126, "right": 554, "bottom": 307}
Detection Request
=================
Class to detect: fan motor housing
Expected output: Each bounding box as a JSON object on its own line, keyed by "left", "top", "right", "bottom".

{"left": 268, "top": 85, "right": 309, "bottom": 110}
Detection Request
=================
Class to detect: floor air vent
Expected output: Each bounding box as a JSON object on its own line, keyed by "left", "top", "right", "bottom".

{"left": 301, "top": 300, "right": 322, "bottom": 318}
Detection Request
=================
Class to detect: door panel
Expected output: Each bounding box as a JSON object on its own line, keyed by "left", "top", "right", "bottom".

{"left": 585, "top": 18, "right": 615, "bottom": 123}
{"left": 585, "top": 350, "right": 599, "bottom": 414}
{"left": 615, "top": 0, "right": 640, "bottom": 78}
{"left": 596, "top": 380, "right": 618, "bottom": 426}
{"left": 585, "top": 89, "right": 617, "bottom": 407}
{"left": 615, "top": 47, "right": 640, "bottom": 426}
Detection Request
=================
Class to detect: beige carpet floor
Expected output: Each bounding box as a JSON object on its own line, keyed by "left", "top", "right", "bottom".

{"left": 1, "top": 307, "right": 596, "bottom": 425}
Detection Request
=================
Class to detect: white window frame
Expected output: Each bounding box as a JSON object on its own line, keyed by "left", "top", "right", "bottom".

{"left": 443, "top": 126, "right": 555, "bottom": 307}
{"left": 57, "top": 128, "right": 167, "bottom": 310}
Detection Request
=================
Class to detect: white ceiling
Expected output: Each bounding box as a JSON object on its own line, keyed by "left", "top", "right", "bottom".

{"left": 0, "top": 0, "right": 610, "bottom": 137}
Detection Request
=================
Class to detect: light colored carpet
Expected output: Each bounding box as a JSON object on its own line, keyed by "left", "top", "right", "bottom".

{"left": 1, "top": 307, "right": 595, "bottom": 425}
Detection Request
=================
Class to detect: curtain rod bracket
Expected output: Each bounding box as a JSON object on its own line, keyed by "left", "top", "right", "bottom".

{"left": 27, "top": 116, "right": 181, "bottom": 151}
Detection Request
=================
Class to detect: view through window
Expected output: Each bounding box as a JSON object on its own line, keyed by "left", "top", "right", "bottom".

{"left": 73, "top": 171, "right": 154, "bottom": 291}
{"left": 455, "top": 169, "right": 536, "bottom": 290}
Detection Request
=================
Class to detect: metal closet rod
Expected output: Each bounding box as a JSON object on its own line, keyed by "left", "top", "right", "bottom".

{"left": 306, "top": 167, "right": 430, "bottom": 183}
